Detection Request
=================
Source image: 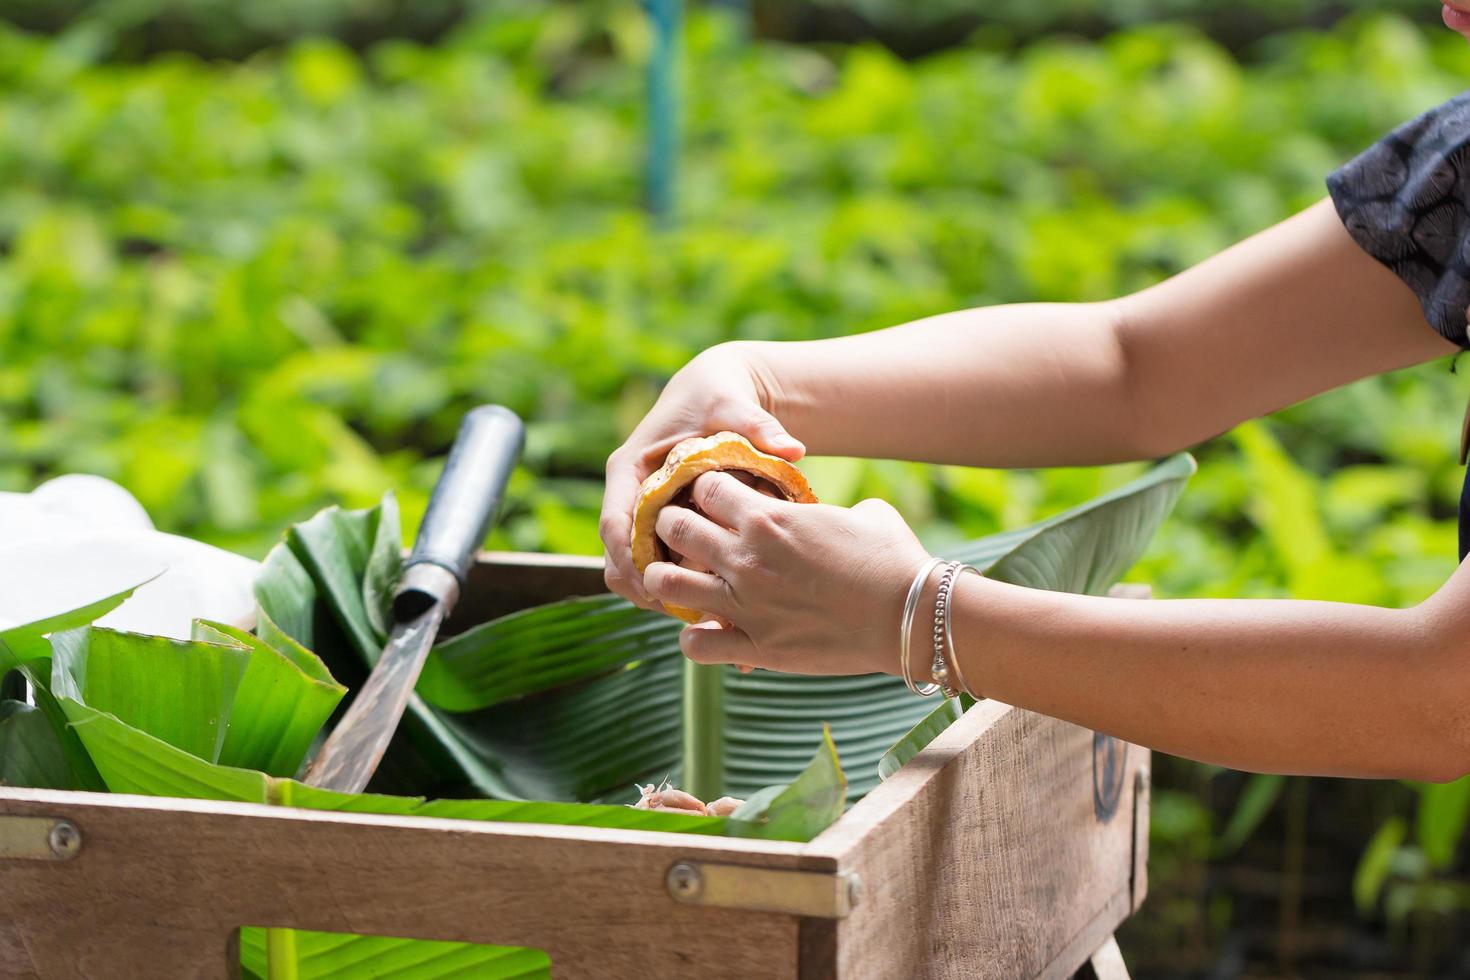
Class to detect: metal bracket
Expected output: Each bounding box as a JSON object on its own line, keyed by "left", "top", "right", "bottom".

{"left": 666, "top": 862, "right": 859, "bottom": 919}
{"left": 0, "top": 817, "right": 82, "bottom": 862}
{"left": 1130, "top": 767, "right": 1150, "bottom": 913}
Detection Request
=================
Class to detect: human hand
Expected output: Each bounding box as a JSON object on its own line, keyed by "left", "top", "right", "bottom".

{"left": 640, "top": 472, "right": 931, "bottom": 676}
{"left": 601, "top": 343, "right": 804, "bottom": 608}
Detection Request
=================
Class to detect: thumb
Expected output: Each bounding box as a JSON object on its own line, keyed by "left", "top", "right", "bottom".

{"left": 742, "top": 407, "right": 805, "bottom": 462}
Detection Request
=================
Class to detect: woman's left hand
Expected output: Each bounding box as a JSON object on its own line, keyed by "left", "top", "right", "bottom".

{"left": 640, "top": 471, "right": 931, "bottom": 676}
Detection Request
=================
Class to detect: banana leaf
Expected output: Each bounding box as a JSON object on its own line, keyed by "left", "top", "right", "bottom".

{"left": 0, "top": 584, "right": 148, "bottom": 792}
{"left": 876, "top": 451, "right": 1196, "bottom": 779}
{"left": 237, "top": 928, "right": 552, "bottom": 980}
{"left": 0, "top": 701, "right": 71, "bottom": 789}
{"left": 261, "top": 454, "right": 1191, "bottom": 806}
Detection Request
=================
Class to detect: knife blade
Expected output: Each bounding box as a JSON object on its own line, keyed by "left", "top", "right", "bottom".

{"left": 304, "top": 404, "right": 525, "bottom": 794}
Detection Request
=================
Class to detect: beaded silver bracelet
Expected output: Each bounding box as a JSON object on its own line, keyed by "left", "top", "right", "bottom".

{"left": 929, "top": 561, "right": 963, "bottom": 698}
{"left": 941, "top": 563, "right": 982, "bottom": 700}
{"left": 900, "top": 557, "right": 946, "bottom": 697}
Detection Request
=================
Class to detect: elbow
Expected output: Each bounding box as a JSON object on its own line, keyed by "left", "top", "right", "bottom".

{"left": 1400, "top": 750, "right": 1470, "bottom": 784}
{"left": 1405, "top": 730, "right": 1470, "bottom": 785}
{"left": 1399, "top": 738, "right": 1470, "bottom": 784}
{"left": 1097, "top": 297, "right": 1194, "bottom": 461}
{"left": 1396, "top": 624, "right": 1470, "bottom": 784}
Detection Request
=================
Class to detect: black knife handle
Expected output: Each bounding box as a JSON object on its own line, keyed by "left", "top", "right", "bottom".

{"left": 393, "top": 404, "right": 524, "bottom": 621}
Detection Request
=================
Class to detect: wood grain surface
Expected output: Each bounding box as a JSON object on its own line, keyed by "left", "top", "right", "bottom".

{"left": 0, "top": 788, "right": 811, "bottom": 979}
{"left": 804, "top": 699, "right": 1147, "bottom": 980}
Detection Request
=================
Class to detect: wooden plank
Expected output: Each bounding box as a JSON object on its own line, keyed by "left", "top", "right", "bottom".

{"left": 806, "top": 702, "right": 1146, "bottom": 980}
{"left": 1076, "top": 935, "right": 1130, "bottom": 980}
{"left": 443, "top": 551, "right": 606, "bottom": 632}
{"left": 0, "top": 788, "right": 810, "bottom": 980}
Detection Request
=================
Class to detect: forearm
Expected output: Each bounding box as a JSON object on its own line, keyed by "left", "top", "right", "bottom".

{"left": 738, "top": 201, "right": 1453, "bottom": 468}
{"left": 940, "top": 578, "right": 1469, "bottom": 781}
{"left": 740, "top": 301, "right": 1147, "bottom": 467}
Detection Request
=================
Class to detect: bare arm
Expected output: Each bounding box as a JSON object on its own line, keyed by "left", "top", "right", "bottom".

{"left": 647, "top": 468, "right": 1470, "bottom": 784}
{"left": 636, "top": 201, "right": 1470, "bottom": 780}
{"left": 748, "top": 198, "right": 1457, "bottom": 466}
{"left": 933, "top": 560, "right": 1470, "bottom": 783}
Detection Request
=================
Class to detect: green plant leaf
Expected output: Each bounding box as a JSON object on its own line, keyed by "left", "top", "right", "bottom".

{"left": 192, "top": 620, "right": 346, "bottom": 777}
{"left": 273, "top": 779, "right": 729, "bottom": 834}
{"left": 1355, "top": 816, "right": 1407, "bottom": 915}
{"left": 730, "top": 724, "right": 847, "bottom": 842}
{"left": 51, "top": 627, "right": 252, "bottom": 764}
{"left": 60, "top": 697, "right": 272, "bottom": 801}
{"left": 876, "top": 695, "right": 972, "bottom": 783}
{"left": 1216, "top": 773, "right": 1285, "bottom": 856}
{"left": 360, "top": 492, "right": 402, "bottom": 638}
{"left": 255, "top": 542, "right": 325, "bottom": 652}
{"left": 1416, "top": 776, "right": 1470, "bottom": 871}
{"left": 287, "top": 503, "right": 391, "bottom": 666}
{"left": 0, "top": 700, "right": 74, "bottom": 789}
{"left": 238, "top": 927, "right": 552, "bottom": 980}
{"left": 418, "top": 594, "right": 681, "bottom": 711}
{"left": 0, "top": 590, "right": 148, "bottom": 793}
{"left": 0, "top": 583, "right": 147, "bottom": 671}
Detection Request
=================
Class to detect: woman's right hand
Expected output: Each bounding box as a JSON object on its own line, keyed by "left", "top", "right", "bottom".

{"left": 600, "top": 342, "right": 805, "bottom": 609}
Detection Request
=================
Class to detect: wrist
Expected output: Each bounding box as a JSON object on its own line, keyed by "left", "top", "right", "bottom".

{"left": 894, "top": 556, "right": 944, "bottom": 683}
{"left": 721, "top": 340, "right": 807, "bottom": 434}
{"left": 895, "top": 559, "right": 993, "bottom": 697}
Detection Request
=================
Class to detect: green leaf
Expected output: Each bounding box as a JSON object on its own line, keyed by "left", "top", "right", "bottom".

{"left": 963, "top": 452, "right": 1196, "bottom": 592}
{"left": 255, "top": 542, "right": 325, "bottom": 653}
{"left": 0, "top": 590, "right": 148, "bottom": 793}
{"left": 287, "top": 504, "right": 388, "bottom": 665}
{"left": 1216, "top": 773, "right": 1285, "bottom": 856}
{"left": 238, "top": 927, "right": 552, "bottom": 980}
{"left": 192, "top": 620, "right": 346, "bottom": 777}
{"left": 0, "top": 583, "right": 147, "bottom": 671}
{"left": 1416, "top": 777, "right": 1470, "bottom": 871}
{"left": 60, "top": 697, "right": 271, "bottom": 801}
{"left": 274, "top": 779, "right": 731, "bottom": 835}
{"left": 360, "top": 491, "right": 402, "bottom": 638}
{"left": 418, "top": 595, "right": 681, "bottom": 711}
{"left": 731, "top": 725, "right": 847, "bottom": 842}
{"left": 56, "top": 691, "right": 743, "bottom": 833}
{"left": 1355, "top": 816, "right": 1407, "bottom": 915}
{"left": 51, "top": 627, "right": 252, "bottom": 764}
{"left": 0, "top": 700, "right": 74, "bottom": 789}
{"left": 876, "top": 695, "right": 972, "bottom": 783}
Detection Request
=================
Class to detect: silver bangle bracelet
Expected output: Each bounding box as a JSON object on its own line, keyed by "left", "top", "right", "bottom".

{"left": 942, "top": 563, "right": 983, "bottom": 700}
{"left": 900, "top": 557, "right": 946, "bottom": 697}
{"left": 929, "top": 561, "right": 962, "bottom": 698}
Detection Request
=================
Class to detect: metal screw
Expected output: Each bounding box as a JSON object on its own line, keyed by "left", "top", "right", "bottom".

{"left": 844, "top": 874, "right": 863, "bottom": 911}
{"left": 48, "top": 820, "right": 81, "bottom": 860}
{"left": 666, "top": 862, "right": 703, "bottom": 902}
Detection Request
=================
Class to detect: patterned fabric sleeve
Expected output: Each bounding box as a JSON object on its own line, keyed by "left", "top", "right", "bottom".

{"left": 1327, "top": 90, "right": 1470, "bottom": 351}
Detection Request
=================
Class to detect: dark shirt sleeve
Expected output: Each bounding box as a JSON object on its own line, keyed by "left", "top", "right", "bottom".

{"left": 1327, "top": 90, "right": 1470, "bottom": 350}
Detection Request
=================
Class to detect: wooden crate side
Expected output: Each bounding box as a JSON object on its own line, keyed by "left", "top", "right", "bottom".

{"left": 444, "top": 551, "right": 606, "bottom": 630}
{"left": 0, "top": 788, "right": 813, "bottom": 980}
{"left": 804, "top": 702, "right": 1147, "bottom": 980}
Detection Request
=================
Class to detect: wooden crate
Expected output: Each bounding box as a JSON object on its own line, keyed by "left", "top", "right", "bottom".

{"left": 0, "top": 554, "right": 1149, "bottom": 979}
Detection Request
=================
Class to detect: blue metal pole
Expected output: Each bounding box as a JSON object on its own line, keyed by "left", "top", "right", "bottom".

{"left": 643, "top": 0, "right": 681, "bottom": 221}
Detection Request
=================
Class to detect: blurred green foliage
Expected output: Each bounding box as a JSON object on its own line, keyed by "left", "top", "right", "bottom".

{"left": 3, "top": 0, "right": 1470, "bottom": 970}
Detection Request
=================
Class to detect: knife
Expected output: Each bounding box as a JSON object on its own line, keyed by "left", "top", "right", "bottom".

{"left": 304, "top": 404, "right": 525, "bottom": 794}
